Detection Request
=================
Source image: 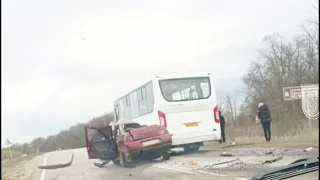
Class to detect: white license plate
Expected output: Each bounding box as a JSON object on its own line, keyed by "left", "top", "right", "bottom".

{"left": 142, "top": 139, "right": 160, "bottom": 147}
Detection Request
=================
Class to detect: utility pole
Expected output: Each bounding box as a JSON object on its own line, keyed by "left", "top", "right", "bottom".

{"left": 5, "top": 139, "right": 13, "bottom": 159}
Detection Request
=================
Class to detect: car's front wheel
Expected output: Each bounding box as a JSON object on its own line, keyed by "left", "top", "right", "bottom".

{"left": 162, "top": 151, "right": 170, "bottom": 160}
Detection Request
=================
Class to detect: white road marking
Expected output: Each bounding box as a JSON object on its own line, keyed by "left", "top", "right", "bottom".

{"left": 234, "top": 178, "right": 249, "bottom": 180}
{"left": 40, "top": 153, "right": 49, "bottom": 180}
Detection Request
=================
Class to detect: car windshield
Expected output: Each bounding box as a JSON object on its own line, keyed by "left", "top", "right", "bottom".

{"left": 159, "top": 77, "right": 211, "bottom": 102}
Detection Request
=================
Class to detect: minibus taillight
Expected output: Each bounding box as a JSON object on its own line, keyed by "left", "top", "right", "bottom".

{"left": 213, "top": 106, "right": 220, "bottom": 123}
{"left": 158, "top": 111, "right": 167, "bottom": 127}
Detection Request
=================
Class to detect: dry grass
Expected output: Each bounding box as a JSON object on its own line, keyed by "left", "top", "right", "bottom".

{"left": 1, "top": 149, "right": 23, "bottom": 161}
{"left": 206, "top": 120, "right": 319, "bottom": 149}
{"left": 1, "top": 150, "right": 38, "bottom": 180}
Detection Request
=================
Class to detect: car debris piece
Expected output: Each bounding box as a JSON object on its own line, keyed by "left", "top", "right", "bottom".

{"left": 38, "top": 154, "right": 73, "bottom": 169}
{"left": 204, "top": 158, "right": 240, "bottom": 168}
{"left": 220, "top": 152, "right": 234, "bottom": 157}
{"left": 279, "top": 149, "right": 288, "bottom": 155}
{"left": 265, "top": 151, "right": 273, "bottom": 155}
{"left": 227, "top": 160, "right": 245, "bottom": 168}
{"left": 189, "top": 161, "right": 198, "bottom": 165}
{"left": 304, "top": 147, "right": 313, "bottom": 152}
{"left": 263, "top": 156, "right": 283, "bottom": 164}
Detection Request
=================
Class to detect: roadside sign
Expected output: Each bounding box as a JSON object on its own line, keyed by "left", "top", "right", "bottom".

{"left": 283, "top": 84, "right": 319, "bottom": 129}
{"left": 301, "top": 85, "right": 319, "bottom": 98}
{"left": 283, "top": 85, "right": 319, "bottom": 101}
{"left": 283, "top": 86, "right": 301, "bottom": 101}
{"left": 5, "top": 139, "right": 13, "bottom": 159}
{"left": 5, "top": 139, "right": 12, "bottom": 146}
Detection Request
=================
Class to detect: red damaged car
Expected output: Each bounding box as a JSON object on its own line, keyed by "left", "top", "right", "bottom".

{"left": 85, "top": 120, "right": 172, "bottom": 167}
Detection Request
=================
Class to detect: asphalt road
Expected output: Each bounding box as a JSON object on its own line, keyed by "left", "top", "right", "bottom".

{"left": 30, "top": 147, "right": 319, "bottom": 180}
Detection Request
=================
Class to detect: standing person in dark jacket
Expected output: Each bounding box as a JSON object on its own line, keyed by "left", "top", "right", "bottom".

{"left": 257, "top": 102, "right": 272, "bottom": 142}
{"left": 219, "top": 111, "right": 226, "bottom": 143}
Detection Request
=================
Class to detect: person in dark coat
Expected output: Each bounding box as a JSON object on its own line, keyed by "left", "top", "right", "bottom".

{"left": 257, "top": 102, "right": 272, "bottom": 142}
{"left": 219, "top": 111, "right": 226, "bottom": 143}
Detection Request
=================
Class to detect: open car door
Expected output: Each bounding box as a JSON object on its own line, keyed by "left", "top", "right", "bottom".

{"left": 85, "top": 125, "right": 118, "bottom": 160}
{"left": 85, "top": 126, "right": 99, "bottom": 159}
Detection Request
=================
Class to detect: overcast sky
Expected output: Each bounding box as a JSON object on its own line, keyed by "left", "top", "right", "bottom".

{"left": 1, "top": 0, "right": 316, "bottom": 145}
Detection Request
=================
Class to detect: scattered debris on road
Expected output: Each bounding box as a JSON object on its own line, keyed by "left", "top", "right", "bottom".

{"left": 189, "top": 161, "right": 198, "bottom": 165}
{"left": 203, "top": 158, "right": 241, "bottom": 168}
{"left": 263, "top": 156, "right": 283, "bottom": 164}
{"left": 265, "top": 151, "right": 273, "bottom": 155}
{"left": 220, "top": 152, "right": 234, "bottom": 157}
{"left": 304, "top": 147, "right": 313, "bottom": 152}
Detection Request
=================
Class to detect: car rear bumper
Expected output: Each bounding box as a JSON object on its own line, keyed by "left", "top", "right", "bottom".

{"left": 129, "top": 142, "right": 172, "bottom": 159}
{"left": 124, "top": 134, "right": 172, "bottom": 152}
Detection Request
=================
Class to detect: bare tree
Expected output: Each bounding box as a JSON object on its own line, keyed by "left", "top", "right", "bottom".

{"left": 242, "top": 5, "right": 319, "bottom": 125}
{"left": 223, "top": 92, "right": 239, "bottom": 127}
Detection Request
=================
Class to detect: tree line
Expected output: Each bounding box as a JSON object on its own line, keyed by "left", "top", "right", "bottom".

{"left": 4, "top": 113, "right": 114, "bottom": 155}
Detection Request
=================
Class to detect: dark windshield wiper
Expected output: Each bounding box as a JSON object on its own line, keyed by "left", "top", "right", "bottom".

{"left": 252, "top": 156, "right": 319, "bottom": 180}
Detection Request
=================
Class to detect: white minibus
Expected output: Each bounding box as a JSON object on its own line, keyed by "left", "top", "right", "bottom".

{"left": 113, "top": 72, "right": 221, "bottom": 152}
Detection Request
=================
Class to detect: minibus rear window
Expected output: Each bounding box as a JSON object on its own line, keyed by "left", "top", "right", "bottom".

{"left": 159, "top": 77, "right": 211, "bottom": 102}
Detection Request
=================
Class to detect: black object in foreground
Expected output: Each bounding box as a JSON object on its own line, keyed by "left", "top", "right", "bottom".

{"left": 252, "top": 156, "right": 319, "bottom": 180}
{"left": 38, "top": 154, "right": 74, "bottom": 169}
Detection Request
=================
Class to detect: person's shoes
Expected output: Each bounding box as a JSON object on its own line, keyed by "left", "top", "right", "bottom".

{"left": 94, "top": 162, "right": 103, "bottom": 168}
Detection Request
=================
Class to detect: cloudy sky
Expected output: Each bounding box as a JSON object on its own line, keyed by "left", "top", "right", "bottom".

{"left": 1, "top": 0, "right": 316, "bottom": 145}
